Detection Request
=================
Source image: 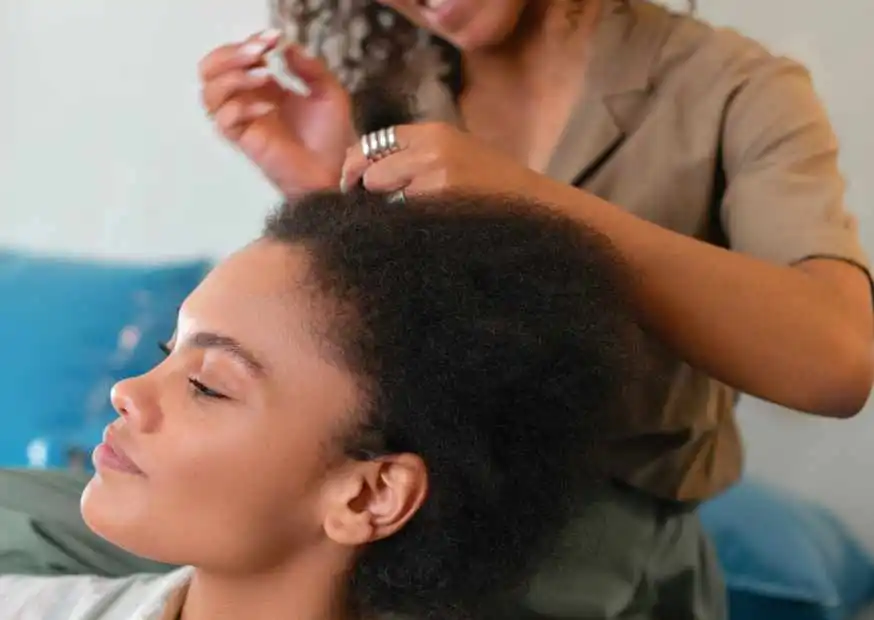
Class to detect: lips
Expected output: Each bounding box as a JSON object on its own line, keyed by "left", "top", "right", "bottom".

{"left": 94, "top": 427, "right": 145, "bottom": 476}
{"left": 418, "top": 0, "right": 467, "bottom": 31}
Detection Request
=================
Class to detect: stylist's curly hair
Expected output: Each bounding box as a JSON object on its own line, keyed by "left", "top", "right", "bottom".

{"left": 270, "top": 0, "right": 591, "bottom": 97}
{"left": 263, "top": 190, "right": 647, "bottom": 619}
{"left": 270, "top": 0, "right": 697, "bottom": 98}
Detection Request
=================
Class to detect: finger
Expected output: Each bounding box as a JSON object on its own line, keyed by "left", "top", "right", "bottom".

{"left": 280, "top": 45, "right": 337, "bottom": 94}
{"left": 197, "top": 29, "right": 282, "bottom": 82}
{"left": 201, "top": 67, "right": 277, "bottom": 115}
{"left": 340, "top": 150, "right": 370, "bottom": 190}
{"left": 341, "top": 125, "right": 414, "bottom": 188}
{"left": 360, "top": 150, "right": 420, "bottom": 192}
{"left": 212, "top": 99, "right": 277, "bottom": 142}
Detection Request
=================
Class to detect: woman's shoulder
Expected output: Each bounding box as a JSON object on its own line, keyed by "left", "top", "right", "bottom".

{"left": 0, "top": 567, "right": 193, "bottom": 620}
{"left": 636, "top": 1, "right": 810, "bottom": 95}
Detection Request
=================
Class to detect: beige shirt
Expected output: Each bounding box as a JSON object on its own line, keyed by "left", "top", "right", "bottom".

{"left": 414, "top": 0, "right": 869, "bottom": 501}
{"left": 0, "top": 568, "right": 192, "bottom": 620}
{"left": 544, "top": 0, "right": 869, "bottom": 501}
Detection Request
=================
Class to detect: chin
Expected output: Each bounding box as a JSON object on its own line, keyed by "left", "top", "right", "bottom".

{"left": 442, "top": 17, "right": 522, "bottom": 53}
{"left": 80, "top": 473, "right": 172, "bottom": 564}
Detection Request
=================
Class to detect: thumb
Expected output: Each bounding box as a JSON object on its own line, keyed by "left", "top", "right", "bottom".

{"left": 280, "top": 45, "right": 342, "bottom": 96}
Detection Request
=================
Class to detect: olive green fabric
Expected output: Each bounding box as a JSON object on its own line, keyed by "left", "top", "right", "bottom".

{"left": 516, "top": 484, "right": 726, "bottom": 619}
{"left": 0, "top": 468, "right": 170, "bottom": 576}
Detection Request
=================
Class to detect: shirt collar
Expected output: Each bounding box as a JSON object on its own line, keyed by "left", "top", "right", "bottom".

{"left": 132, "top": 567, "right": 194, "bottom": 620}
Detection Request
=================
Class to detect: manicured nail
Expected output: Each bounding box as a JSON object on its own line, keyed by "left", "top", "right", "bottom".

{"left": 247, "top": 67, "right": 273, "bottom": 81}
{"left": 281, "top": 72, "right": 312, "bottom": 97}
{"left": 264, "top": 48, "right": 312, "bottom": 97}
{"left": 260, "top": 28, "right": 283, "bottom": 42}
{"left": 339, "top": 175, "right": 349, "bottom": 193}
{"left": 241, "top": 40, "right": 270, "bottom": 58}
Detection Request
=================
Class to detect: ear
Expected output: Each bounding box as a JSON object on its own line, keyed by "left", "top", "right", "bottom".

{"left": 322, "top": 453, "right": 428, "bottom": 547}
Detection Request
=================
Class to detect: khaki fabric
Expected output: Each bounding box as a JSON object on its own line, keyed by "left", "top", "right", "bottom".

{"left": 547, "top": 0, "right": 870, "bottom": 501}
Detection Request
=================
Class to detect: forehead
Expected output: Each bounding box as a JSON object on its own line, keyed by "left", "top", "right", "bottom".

{"left": 178, "top": 241, "right": 325, "bottom": 372}
{"left": 186, "top": 239, "right": 304, "bottom": 314}
{"left": 176, "top": 241, "right": 365, "bottom": 474}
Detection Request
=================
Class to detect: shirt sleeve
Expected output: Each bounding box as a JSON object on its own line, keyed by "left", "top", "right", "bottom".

{"left": 719, "top": 53, "right": 870, "bottom": 276}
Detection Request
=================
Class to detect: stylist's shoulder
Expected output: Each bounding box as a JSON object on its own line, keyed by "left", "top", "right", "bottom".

{"left": 662, "top": 11, "right": 867, "bottom": 270}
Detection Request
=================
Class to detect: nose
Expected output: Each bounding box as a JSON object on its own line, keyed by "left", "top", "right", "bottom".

{"left": 110, "top": 375, "right": 160, "bottom": 433}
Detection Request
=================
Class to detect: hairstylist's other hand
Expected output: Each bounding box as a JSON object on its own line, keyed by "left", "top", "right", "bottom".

{"left": 199, "top": 29, "right": 354, "bottom": 196}
{"left": 341, "top": 123, "right": 540, "bottom": 198}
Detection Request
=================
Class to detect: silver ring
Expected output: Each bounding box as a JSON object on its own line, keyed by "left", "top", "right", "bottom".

{"left": 362, "top": 126, "right": 400, "bottom": 163}
{"left": 387, "top": 126, "right": 399, "bottom": 153}
{"left": 387, "top": 190, "right": 406, "bottom": 205}
{"left": 377, "top": 128, "right": 390, "bottom": 152}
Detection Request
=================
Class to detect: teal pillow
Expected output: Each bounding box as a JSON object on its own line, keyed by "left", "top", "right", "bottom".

{"left": 701, "top": 479, "right": 874, "bottom": 620}
{"left": 0, "top": 250, "right": 210, "bottom": 467}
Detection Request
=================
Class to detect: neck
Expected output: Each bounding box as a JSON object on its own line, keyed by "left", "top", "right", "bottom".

{"left": 462, "top": 0, "right": 603, "bottom": 92}
{"left": 180, "top": 546, "right": 355, "bottom": 620}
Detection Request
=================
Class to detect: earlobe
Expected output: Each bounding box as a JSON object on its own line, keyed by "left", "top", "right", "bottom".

{"left": 323, "top": 508, "right": 374, "bottom": 547}
{"left": 322, "top": 469, "right": 381, "bottom": 546}
{"left": 322, "top": 472, "right": 375, "bottom": 546}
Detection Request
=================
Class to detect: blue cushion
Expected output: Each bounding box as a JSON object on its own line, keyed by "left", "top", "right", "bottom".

{"left": 0, "top": 250, "right": 210, "bottom": 467}
{"left": 701, "top": 479, "right": 874, "bottom": 620}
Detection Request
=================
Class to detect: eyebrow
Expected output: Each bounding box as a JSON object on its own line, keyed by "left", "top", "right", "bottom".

{"left": 186, "top": 331, "right": 266, "bottom": 377}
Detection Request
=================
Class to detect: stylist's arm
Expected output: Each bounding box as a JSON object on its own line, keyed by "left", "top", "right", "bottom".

{"left": 341, "top": 80, "right": 873, "bottom": 420}
{"left": 198, "top": 29, "right": 353, "bottom": 195}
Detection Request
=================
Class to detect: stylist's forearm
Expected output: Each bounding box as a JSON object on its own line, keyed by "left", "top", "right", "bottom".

{"left": 538, "top": 180, "right": 873, "bottom": 418}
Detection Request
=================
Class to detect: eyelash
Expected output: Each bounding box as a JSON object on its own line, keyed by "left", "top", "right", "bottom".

{"left": 157, "top": 341, "right": 229, "bottom": 401}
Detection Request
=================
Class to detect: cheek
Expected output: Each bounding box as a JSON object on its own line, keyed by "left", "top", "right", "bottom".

{"left": 458, "top": 2, "right": 526, "bottom": 48}
{"left": 81, "top": 410, "right": 331, "bottom": 571}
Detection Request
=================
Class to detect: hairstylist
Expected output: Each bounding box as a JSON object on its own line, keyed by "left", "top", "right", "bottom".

{"left": 197, "top": 0, "right": 873, "bottom": 617}
{"left": 1, "top": 0, "right": 867, "bottom": 619}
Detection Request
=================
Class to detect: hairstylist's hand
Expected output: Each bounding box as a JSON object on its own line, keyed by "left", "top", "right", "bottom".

{"left": 341, "top": 123, "right": 540, "bottom": 198}
{"left": 199, "top": 29, "right": 354, "bottom": 195}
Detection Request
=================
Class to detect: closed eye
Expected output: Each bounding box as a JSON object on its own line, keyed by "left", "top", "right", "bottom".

{"left": 159, "top": 341, "right": 229, "bottom": 400}
{"left": 188, "top": 378, "right": 229, "bottom": 400}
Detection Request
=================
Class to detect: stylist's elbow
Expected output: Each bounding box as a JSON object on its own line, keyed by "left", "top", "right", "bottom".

{"left": 794, "top": 261, "right": 874, "bottom": 418}
{"left": 819, "top": 332, "right": 874, "bottom": 418}
{"left": 801, "top": 322, "right": 874, "bottom": 418}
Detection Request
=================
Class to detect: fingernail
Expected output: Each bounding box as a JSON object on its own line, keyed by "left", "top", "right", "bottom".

{"left": 339, "top": 175, "right": 348, "bottom": 193}
{"left": 260, "top": 28, "right": 283, "bottom": 42}
{"left": 247, "top": 67, "right": 273, "bottom": 81}
{"left": 248, "top": 102, "right": 276, "bottom": 117}
{"left": 282, "top": 73, "right": 312, "bottom": 98}
{"left": 240, "top": 40, "right": 269, "bottom": 58}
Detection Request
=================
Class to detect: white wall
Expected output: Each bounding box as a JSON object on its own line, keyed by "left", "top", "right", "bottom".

{"left": 3, "top": 1, "right": 874, "bottom": 544}
{"left": 0, "top": 0, "right": 277, "bottom": 260}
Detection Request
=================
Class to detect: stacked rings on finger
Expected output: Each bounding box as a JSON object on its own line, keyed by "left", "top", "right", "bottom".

{"left": 362, "top": 126, "right": 401, "bottom": 162}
